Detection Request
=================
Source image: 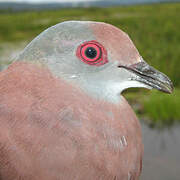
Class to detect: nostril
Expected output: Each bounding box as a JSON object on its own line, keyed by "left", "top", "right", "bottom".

{"left": 117, "top": 65, "right": 126, "bottom": 68}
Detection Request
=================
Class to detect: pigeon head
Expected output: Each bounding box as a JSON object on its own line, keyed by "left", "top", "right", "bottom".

{"left": 17, "top": 21, "right": 173, "bottom": 103}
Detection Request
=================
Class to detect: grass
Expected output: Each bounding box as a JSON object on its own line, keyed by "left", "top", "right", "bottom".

{"left": 143, "top": 89, "right": 180, "bottom": 128}
{"left": 0, "top": 3, "right": 179, "bottom": 128}
{"left": 124, "top": 89, "right": 180, "bottom": 128}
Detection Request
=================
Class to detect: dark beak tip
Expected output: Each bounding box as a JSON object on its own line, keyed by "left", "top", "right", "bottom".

{"left": 162, "top": 87, "right": 173, "bottom": 94}
{"left": 161, "top": 78, "right": 174, "bottom": 94}
{"left": 151, "top": 77, "right": 174, "bottom": 94}
{"left": 165, "top": 83, "right": 174, "bottom": 94}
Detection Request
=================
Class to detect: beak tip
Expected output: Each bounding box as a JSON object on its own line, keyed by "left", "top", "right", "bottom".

{"left": 167, "top": 85, "right": 174, "bottom": 94}
{"left": 159, "top": 81, "right": 174, "bottom": 94}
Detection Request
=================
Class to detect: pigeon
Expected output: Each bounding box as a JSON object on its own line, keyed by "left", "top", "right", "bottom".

{"left": 0, "top": 21, "right": 173, "bottom": 180}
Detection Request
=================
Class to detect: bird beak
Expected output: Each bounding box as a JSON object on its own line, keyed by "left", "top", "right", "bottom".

{"left": 118, "top": 60, "right": 173, "bottom": 94}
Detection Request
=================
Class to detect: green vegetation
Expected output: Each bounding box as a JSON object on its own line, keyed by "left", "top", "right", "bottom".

{"left": 143, "top": 89, "right": 180, "bottom": 127}
{"left": 124, "top": 89, "right": 180, "bottom": 128}
{"left": 0, "top": 3, "right": 179, "bottom": 128}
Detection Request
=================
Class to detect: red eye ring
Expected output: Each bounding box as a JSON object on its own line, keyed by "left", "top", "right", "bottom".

{"left": 76, "top": 40, "right": 108, "bottom": 66}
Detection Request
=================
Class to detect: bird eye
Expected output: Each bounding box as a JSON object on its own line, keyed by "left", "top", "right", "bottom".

{"left": 85, "top": 47, "right": 97, "bottom": 59}
{"left": 76, "top": 40, "right": 108, "bottom": 66}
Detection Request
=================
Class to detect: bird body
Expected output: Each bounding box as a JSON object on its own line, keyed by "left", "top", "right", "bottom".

{"left": 0, "top": 21, "right": 173, "bottom": 180}
{"left": 0, "top": 61, "right": 142, "bottom": 179}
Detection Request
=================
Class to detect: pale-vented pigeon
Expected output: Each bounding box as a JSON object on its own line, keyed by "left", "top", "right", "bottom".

{"left": 0, "top": 21, "right": 173, "bottom": 180}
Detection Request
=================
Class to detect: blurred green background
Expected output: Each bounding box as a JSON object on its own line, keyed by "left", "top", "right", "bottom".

{"left": 0, "top": 2, "right": 179, "bottom": 128}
